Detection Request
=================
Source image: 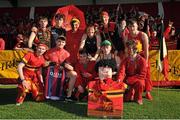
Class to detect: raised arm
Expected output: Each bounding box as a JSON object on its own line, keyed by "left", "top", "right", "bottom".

{"left": 28, "top": 27, "right": 37, "bottom": 48}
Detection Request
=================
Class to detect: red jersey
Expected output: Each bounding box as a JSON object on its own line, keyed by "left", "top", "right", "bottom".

{"left": 127, "top": 31, "right": 145, "bottom": 53}
{"left": 23, "top": 52, "right": 45, "bottom": 68}
{"left": 17, "top": 52, "right": 45, "bottom": 104}
{"left": 75, "top": 61, "right": 96, "bottom": 87}
{"left": 127, "top": 31, "right": 143, "bottom": 43}
{"left": 44, "top": 47, "right": 70, "bottom": 65}
{"left": 99, "top": 22, "right": 116, "bottom": 33}
{"left": 117, "top": 54, "right": 147, "bottom": 82}
{"left": 66, "top": 29, "right": 84, "bottom": 65}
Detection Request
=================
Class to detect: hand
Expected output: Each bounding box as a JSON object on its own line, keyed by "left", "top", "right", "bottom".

{"left": 45, "top": 61, "right": 51, "bottom": 66}
{"left": 161, "top": 19, "right": 163, "bottom": 24}
{"left": 22, "top": 80, "right": 31, "bottom": 90}
{"left": 87, "top": 54, "right": 93, "bottom": 60}
{"left": 78, "top": 85, "right": 84, "bottom": 93}
{"left": 169, "top": 21, "right": 173, "bottom": 27}
{"left": 89, "top": 57, "right": 96, "bottom": 61}
{"left": 59, "top": 66, "right": 64, "bottom": 71}
{"left": 82, "top": 72, "right": 92, "bottom": 78}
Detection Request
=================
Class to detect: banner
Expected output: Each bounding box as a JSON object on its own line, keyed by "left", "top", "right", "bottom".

{"left": 0, "top": 50, "right": 180, "bottom": 86}
{"left": 0, "top": 50, "right": 27, "bottom": 80}
{"left": 150, "top": 50, "right": 180, "bottom": 86}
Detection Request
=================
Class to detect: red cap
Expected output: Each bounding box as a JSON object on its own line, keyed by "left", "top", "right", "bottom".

{"left": 101, "top": 11, "right": 109, "bottom": 17}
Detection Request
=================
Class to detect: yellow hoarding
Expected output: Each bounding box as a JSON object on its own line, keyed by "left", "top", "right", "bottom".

{"left": 150, "top": 50, "right": 180, "bottom": 81}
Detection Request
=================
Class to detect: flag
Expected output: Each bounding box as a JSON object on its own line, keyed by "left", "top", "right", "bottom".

{"left": 157, "top": 20, "right": 169, "bottom": 80}
{"left": 29, "top": 7, "right": 35, "bottom": 20}
{"left": 158, "top": 2, "right": 164, "bottom": 19}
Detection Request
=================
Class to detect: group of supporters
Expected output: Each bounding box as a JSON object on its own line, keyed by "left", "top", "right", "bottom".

{"left": 13, "top": 8, "right": 162, "bottom": 106}
{"left": 0, "top": 5, "right": 178, "bottom": 106}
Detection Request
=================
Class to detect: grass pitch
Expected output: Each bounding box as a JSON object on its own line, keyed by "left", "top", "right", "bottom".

{"left": 0, "top": 85, "right": 179, "bottom": 119}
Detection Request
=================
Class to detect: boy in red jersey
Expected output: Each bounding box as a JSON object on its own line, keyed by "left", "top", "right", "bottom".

{"left": 74, "top": 50, "right": 96, "bottom": 100}
{"left": 124, "top": 19, "right": 152, "bottom": 100}
{"left": 117, "top": 40, "right": 147, "bottom": 105}
{"left": 16, "top": 43, "right": 48, "bottom": 105}
{"left": 44, "top": 36, "right": 77, "bottom": 101}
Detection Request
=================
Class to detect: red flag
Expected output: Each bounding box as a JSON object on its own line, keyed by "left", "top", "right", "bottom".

{"left": 52, "top": 5, "right": 86, "bottom": 31}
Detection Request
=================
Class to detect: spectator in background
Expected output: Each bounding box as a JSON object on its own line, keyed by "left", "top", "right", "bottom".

{"left": 14, "top": 34, "right": 28, "bottom": 49}
{"left": 164, "top": 21, "right": 174, "bottom": 41}
{"left": 0, "top": 38, "right": 5, "bottom": 50}
{"left": 149, "top": 28, "right": 159, "bottom": 50}
{"left": 117, "top": 19, "right": 129, "bottom": 59}
{"left": 118, "top": 19, "right": 129, "bottom": 40}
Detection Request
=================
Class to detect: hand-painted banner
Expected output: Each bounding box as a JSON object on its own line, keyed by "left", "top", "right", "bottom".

{"left": 150, "top": 50, "right": 180, "bottom": 81}
{"left": 0, "top": 50, "right": 180, "bottom": 86}
{"left": 0, "top": 50, "right": 27, "bottom": 79}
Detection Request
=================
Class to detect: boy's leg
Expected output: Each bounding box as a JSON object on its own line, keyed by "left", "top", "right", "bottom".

{"left": 65, "top": 70, "right": 77, "bottom": 101}
{"left": 16, "top": 85, "right": 27, "bottom": 105}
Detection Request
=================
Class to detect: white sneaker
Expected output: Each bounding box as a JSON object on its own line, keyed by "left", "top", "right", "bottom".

{"left": 16, "top": 102, "right": 22, "bottom": 106}
{"left": 46, "top": 96, "right": 50, "bottom": 99}
{"left": 50, "top": 96, "right": 60, "bottom": 100}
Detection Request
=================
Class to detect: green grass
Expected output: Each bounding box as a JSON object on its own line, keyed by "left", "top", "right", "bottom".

{"left": 0, "top": 84, "right": 180, "bottom": 119}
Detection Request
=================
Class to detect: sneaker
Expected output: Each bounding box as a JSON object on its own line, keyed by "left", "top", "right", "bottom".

{"left": 146, "top": 92, "right": 153, "bottom": 100}
{"left": 65, "top": 96, "right": 77, "bottom": 102}
{"left": 50, "top": 96, "right": 60, "bottom": 101}
{"left": 16, "top": 102, "right": 22, "bottom": 106}
{"left": 130, "top": 95, "right": 134, "bottom": 101}
{"left": 65, "top": 96, "right": 73, "bottom": 102}
{"left": 136, "top": 100, "right": 143, "bottom": 105}
{"left": 59, "top": 97, "right": 65, "bottom": 101}
{"left": 46, "top": 96, "right": 50, "bottom": 99}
